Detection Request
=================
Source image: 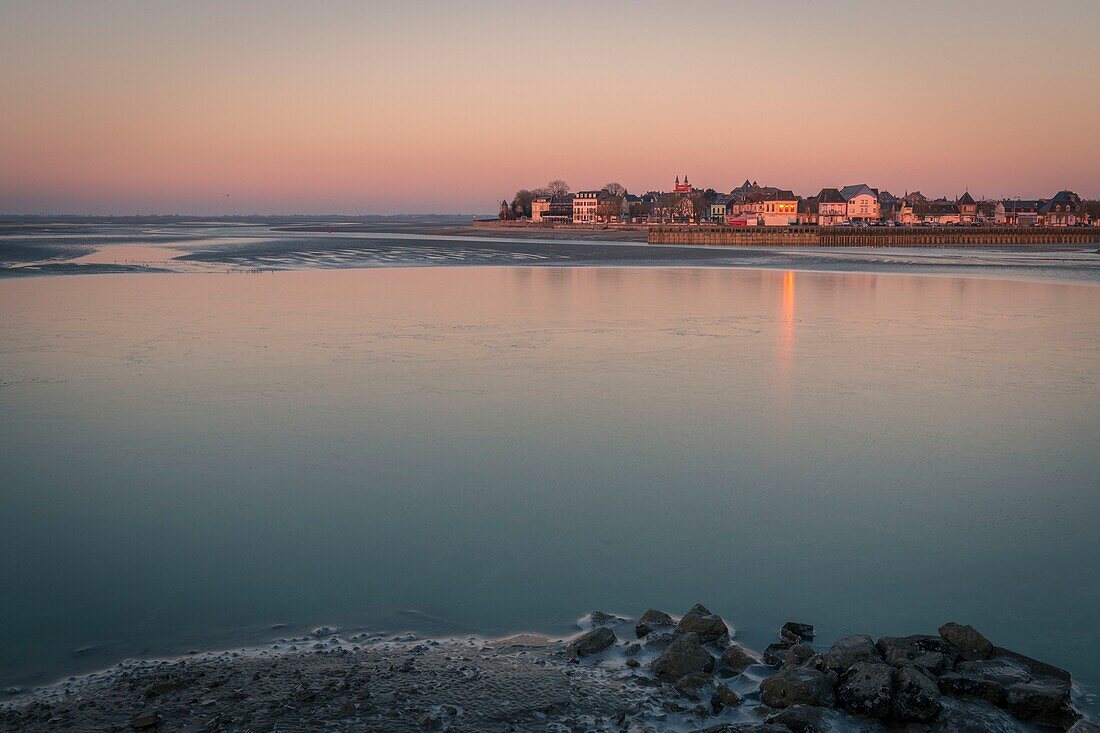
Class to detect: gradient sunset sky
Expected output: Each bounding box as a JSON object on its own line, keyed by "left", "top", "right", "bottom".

{"left": 2, "top": 0, "right": 1098, "bottom": 215}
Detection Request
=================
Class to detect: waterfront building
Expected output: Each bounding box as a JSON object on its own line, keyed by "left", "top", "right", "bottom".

{"left": 572, "top": 191, "right": 599, "bottom": 224}
{"left": 709, "top": 199, "right": 729, "bottom": 223}
{"left": 1003, "top": 199, "right": 1042, "bottom": 226}
{"left": 541, "top": 194, "right": 575, "bottom": 224}
{"left": 729, "top": 186, "right": 798, "bottom": 226}
{"left": 797, "top": 197, "right": 818, "bottom": 225}
{"left": 978, "top": 200, "right": 1006, "bottom": 225}
{"left": 957, "top": 191, "right": 978, "bottom": 224}
{"left": 816, "top": 188, "right": 848, "bottom": 226}
{"left": 1039, "top": 190, "right": 1084, "bottom": 227}
{"left": 673, "top": 176, "right": 694, "bottom": 194}
{"left": 531, "top": 196, "right": 551, "bottom": 223}
{"left": 840, "top": 184, "right": 881, "bottom": 221}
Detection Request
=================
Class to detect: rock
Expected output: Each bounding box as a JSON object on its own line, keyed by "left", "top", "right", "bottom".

{"left": 991, "top": 646, "right": 1072, "bottom": 683}
{"left": 635, "top": 608, "right": 674, "bottom": 638}
{"left": 762, "top": 641, "right": 795, "bottom": 666}
{"left": 954, "top": 658, "right": 1031, "bottom": 687}
{"left": 676, "top": 604, "right": 730, "bottom": 644}
{"left": 765, "top": 704, "right": 847, "bottom": 733}
{"left": 1068, "top": 722, "right": 1100, "bottom": 733}
{"left": 676, "top": 673, "right": 715, "bottom": 701}
{"left": 822, "top": 634, "right": 883, "bottom": 676}
{"left": 937, "top": 671, "right": 1006, "bottom": 706}
{"left": 781, "top": 643, "right": 820, "bottom": 669}
{"left": 780, "top": 622, "right": 815, "bottom": 643}
{"left": 759, "top": 667, "right": 836, "bottom": 709}
{"left": 911, "top": 651, "right": 952, "bottom": 675}
{"left": 583, "top": 610, "right": 628, "bottom": 629}
{"left": 892, "top": 664, "right": 943, "bottom": 722}
{"left": 938, "top": 622, "right": 993, "bottom": 661}
{"left": 652, "top": 632, "right": 716, "bottom": 681}
{"left": 837, "top": 661, "right": 894, "bottom": 718}
{"left": 711, "top": 683, "right": 741, "bottom": 711}
{"left": 1005, "top": 679, "right": 1080, "bottom": 729}
{"left": 130, "top": 712, "right": 160, "bottom": 730}
{"left": 311, "top": 626, "right": 338, "bottom": 637}
{"left": 644, "top": 631, "right": 677, "bottom": 650}
{"left": 720, "top": 644, "right": 760, "bottom": 674}
{"left": 625, "top": 658, "right": 640, "bottom": 668}
{"left": 566, "top": 627, "right": 616, "bottom": 660}
{"left": 876, "top": 635, "right": 957, "bottom": 668}
{"left": 931, "top": 697, "right": 1031, "bottom": 733}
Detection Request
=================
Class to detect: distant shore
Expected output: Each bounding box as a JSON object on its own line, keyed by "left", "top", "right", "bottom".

{"left": 1, "top": 604, "right": 1092, "bottom": 732}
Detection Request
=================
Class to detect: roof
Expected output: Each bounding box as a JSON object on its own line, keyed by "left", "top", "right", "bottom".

{"left": 816, "top": 188, "right": 845, "bottom": 203}
{"left": 840, "top": 184, "right": 879, "bottom": 201}
{"left": 1003, "top": 200, "right": 1042, "bottom": 212}
{"left": 957, "top": 191, "right": 976, "bottom": 205}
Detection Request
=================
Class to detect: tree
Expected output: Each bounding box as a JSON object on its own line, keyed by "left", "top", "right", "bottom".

{"left": 688, "top": 191, "right": 711, "bottom": 223}
{"left": 601, "top": 182, "right": 627, "bottom": 197}
{"left": 511, "top": 189, "right": 536, "bottom": 218}
{"left": 597, "top": 194, "right": 624, "bottom": 222}
{"left": 546, "top": 180, "right": 570, "bottom": 197}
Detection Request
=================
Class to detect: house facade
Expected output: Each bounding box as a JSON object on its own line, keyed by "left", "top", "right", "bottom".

{"left": 572, "top": 191, "right": 599, "bottom": 224}
{"left": 816, "top": 188, "right": 848, "bottom": 226}
{"left": 531, "top": 196, "right": 551, "bottom": 223}
{"left": 840, "top": 184, "right": 880, "bottom": 221}
{"left": 1039, "top": 190, "right": 1084, "bottom": 226}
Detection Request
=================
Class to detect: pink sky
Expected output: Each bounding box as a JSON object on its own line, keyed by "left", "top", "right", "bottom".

{"left": 1, "top": 1, "right": 1098, "bottom": 214}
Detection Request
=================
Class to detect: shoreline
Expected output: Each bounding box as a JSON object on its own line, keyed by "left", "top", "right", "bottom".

{"left": 1, "top": 605, "right": 1093, "bottom": 732}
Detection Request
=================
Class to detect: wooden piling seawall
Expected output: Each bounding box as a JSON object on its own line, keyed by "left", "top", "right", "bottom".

{"left": 647, "top": 226, "right": 1100, "bottom": 247}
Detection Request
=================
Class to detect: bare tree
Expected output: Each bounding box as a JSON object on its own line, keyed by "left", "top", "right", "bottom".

{"left": 511, "top": 189, "right": 536, "bottom": 218}
{"left": 597, "top": 194, "right": 624, "bottom": 223}
{"left": 601, "top": 182, "right": 627, "bottom": 198}
{"left": 546, "top": 180, "right": 570, "bottom": 197}
{"left": 688, "top": 191, "right": 711, "bottom": 223}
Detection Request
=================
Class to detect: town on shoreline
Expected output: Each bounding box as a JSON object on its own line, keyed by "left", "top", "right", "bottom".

{"left": 499, "top": 178, "right": 1099, "bottom": 230}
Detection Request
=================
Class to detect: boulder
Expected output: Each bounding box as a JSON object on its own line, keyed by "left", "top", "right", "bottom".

{"left": 765, "top": 704, "right": 848, "bottom": 733}
{"left": 635, "top": 608, "right": 674, "bottom": 638}
{"left": 877, "top": 635, "right": 958, "bottom": 668}
{"left": 837, "top": 661, "right": 894, "bottom": 718}
{"left": 823, "top": 634, "right": 881, "bottom": 674}
{"left": 991, "top": 646, "right": 1072, "bottom": 683}
{"left": 781, "top": 643, "right": 821, "bottom": 670}
{"left": 566, "top": 627, "right": 615, "bottom": 660}
{"left": 711, "top": 683, "right": 741, "bottom": 712}
{"left": 759, "top": 667, "right": 836, "bottom": 709}
{"left": 675, "top": 672, "right": 715, "bottom": 701}
{"left": 911, "top": 651, "right": 952, "bottom": 676}
{"left": 931, "top": 698, "right": 1032, "bottom": 733}
{"left": 780, "top": 622, "right": 815, "bottom": 643}
{"left": 892, "top": 664, "right": 943, "bottom": 722}
{"left": 762, "top": 641, "right": 795, "bottom": 666}
{"left": 937, "top": 671, "right": 1006, "bottom": 706}
{"left": 130, "top": 712, "right": 160, "bottom": 730}
{"left": 1068, "top": 722, "right": 1100, "bottom": 733}
{"left": 652, "top": 632, "right": 716, "bottom": 681}
{"left": 954, "top": 658, "right": 1031, "bottom": 687}
{"left": 1005, "top": 679, "right": 1080, "bottom": 730}
{"left": 938, "top": 622, "right": 993, "bottom": 661}
{"left": 720, "top": 644, "right": 760, "bottom": 674}
{"left": 676, "top": 604, "right": 730, "bottom": 644}
{"left": 644, "top": 632, "right": 677, "bottom": 650}
{"left": 584, "top": 610, "right": 627, "bottom": 629}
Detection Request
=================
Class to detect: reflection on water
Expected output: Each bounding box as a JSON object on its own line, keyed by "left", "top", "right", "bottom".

{"left": 0, "top": 266, "right": 1098, "bottom": 694}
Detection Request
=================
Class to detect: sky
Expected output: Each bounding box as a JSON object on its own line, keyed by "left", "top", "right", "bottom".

{"left": 1, "top": 0, "right": 1098, "bottom": 215}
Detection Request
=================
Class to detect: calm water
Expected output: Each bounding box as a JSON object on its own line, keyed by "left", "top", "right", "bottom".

{"left": 1, "top": 265, "right": 1098, "bottom": 697}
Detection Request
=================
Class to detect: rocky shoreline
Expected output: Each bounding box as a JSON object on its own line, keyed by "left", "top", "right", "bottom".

{"left": 1, "top": 604, "right": 1094, "bottom": 732}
